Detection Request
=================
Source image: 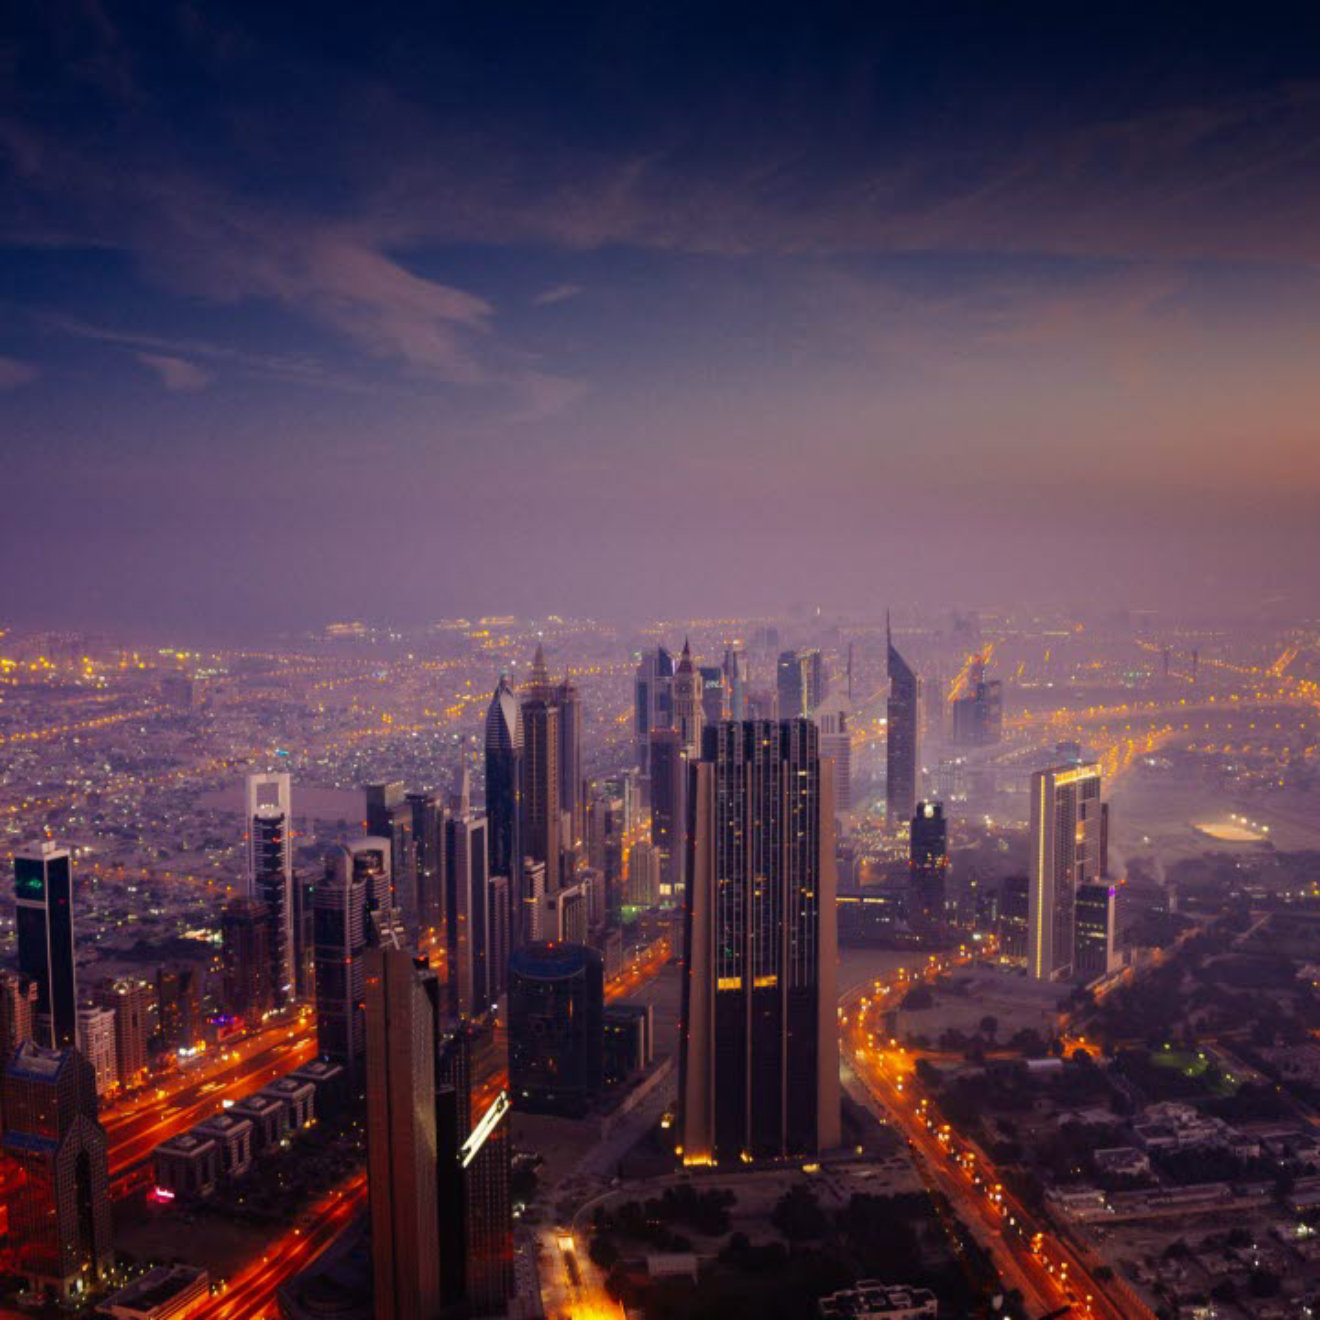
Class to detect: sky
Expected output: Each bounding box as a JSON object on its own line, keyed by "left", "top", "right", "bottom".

{"left": 4, "top": 2, "right": 1320, "bottom": 636}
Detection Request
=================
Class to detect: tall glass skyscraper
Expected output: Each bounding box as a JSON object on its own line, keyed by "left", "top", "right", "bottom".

{"left": 885, "top": 616, "right": 921, "bottom": 829}
{"left": 483, "top": 675, "right": 523, "bottom": 900}
{"left": 246, "top": 772, "right": 295, "bottom": 1005}
{"left": 15, "top": 843, "right": 77, "bottom": 1051}
{"left": 679, "top": 720, "right": 840, "bottom": 1164}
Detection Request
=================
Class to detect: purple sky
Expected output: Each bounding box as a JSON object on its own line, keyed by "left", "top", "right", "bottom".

{"left": 3, "top": 3, "right": 1320, "bottom": 634}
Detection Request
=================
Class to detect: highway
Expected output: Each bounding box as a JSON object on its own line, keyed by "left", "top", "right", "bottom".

{"left": 841, "top": 961, "right": 1154, "bottom": 1320}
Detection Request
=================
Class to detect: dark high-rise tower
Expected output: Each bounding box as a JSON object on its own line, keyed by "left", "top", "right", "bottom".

{"left": 680, "top": 720, "right": 840, "bottom": 1163}
{"left": 367, "top": 782, "right": 416, "bottom": 930}
{"left": 649, "top": 728, "right": 688, "bottom": 905}
{"left": 365, "top": 941, "right": 443, "bottom": 1320}
{"left": 507, "top": 943, "right": 604, "bottom": 1116}
{"left": 246, "top": 772, "right": 295, "bottom": 1006}
{"left": 444, "top": 807, "right": 491, "bottom": 1018}
{"left": 776, "top": 649, "right": 804, "bottom": 719}
{"left": 634, "top": 645, "right": 675, "bottom": 777}
{"left": 520, "top": 645, "right": 560, "bottom": 907}
{"left": 15, "top": 842, "right": 77, "bottom": 1051}
{"left": 885, "top": 616, "right": 921, "bottom": 829}
{"left": 2, "top": 1042, "right": 112, "bottom": 1300}
{"left": 314, "top": 845, "right": 371, "bottom": 1086}
{"left": 221, "top": 896, "right": 273, "bottom": 1021}
{"left": 483, "top": 675, "right": 523, "bottom": 935}
{"left": 406, "top": 790, "right": 445, "bottom": 936}
{"left": 555, "top": 674, "right": 583, "bottom": 859}
{"left": 908, "top": 802, "right": 949, "bottom": 934}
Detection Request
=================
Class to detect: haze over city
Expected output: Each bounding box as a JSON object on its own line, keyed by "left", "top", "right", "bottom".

{"left": 5, "top": 4, "right": 1320, "bottom": 632}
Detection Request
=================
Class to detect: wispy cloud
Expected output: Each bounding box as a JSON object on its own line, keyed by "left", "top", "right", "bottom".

{"left": 0, "top": 356, "right": 37, "bottom": 389}
{"left": 532, "top": 283, "right": 583, "bottom": 306}
{"left": 136, "top": 352, "right": 211, "bottom": 391}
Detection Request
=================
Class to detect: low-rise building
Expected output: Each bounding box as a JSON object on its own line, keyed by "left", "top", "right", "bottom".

{"left": 100, "top": 1264, "right": 209, "bottom": 1319}
{"left": 259, "top": 1075, "right": 315, "bottom": 1131}
{"left": 229, "top": 1093, "right": 288, "bottom": 1151}
{"left": 193, "top": 1113, "right": 254, "bottom": 1178}
{"left": 819, "top": 1282, "right": 938, "bottom": 1319}
{"left": 152, "top": 1132, "right": 219, "bottom": 1200}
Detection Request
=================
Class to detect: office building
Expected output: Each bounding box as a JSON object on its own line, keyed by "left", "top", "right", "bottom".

{"left": 1027, "top": 763, "right": 1103, "bottom": 981}
{"left": 155, "top": 964, "right": 201, "bottom": 1051}
{"left": 671, "top": 639, "right": 704, "bottom": 757}
{"left": 406, "top": 791, "right": 445, "bottom": 937}
{"left": 520, "top": 645, "right": 561, "bottom": 904}
{"left": 15, "top": 842, "right": 78, "bottom": 1050}
{"left": 367, "top": 782, "right": 416, "bottom": 931}
{"left": 699, "top": 665, "right": 726, "bottom": 727}
{"left": 2, "top": 1043, "right": 112, "bottom": 1301}
{"left": 487, "top": 873, "right": 509, "bottom": 997}
{"left": 634, "top": 645, "right": 675, "bottom": 777}
{"left": 221, "top": 896, "right": 272, "bottom": 1021}
{"left": 776, "top": 649, "right": 804, "bottom": 719}
{"left": 680, "top": 719, "right": 841, "bottom": 1163}
{"left": 0, "top": 970, "right": 37, "bottom": 1064}
{"left": 76, "top": 1006, "right": 118, "bottom": 1098}
{"left": 723, "top": 647, "right": 746, "bottom": 721}
{"left": 315, "top": 845, "right": 371, "bottom": 1086}
{"left": 508, "top": 943, "right": 604, "bottom": 1115}
{"left": 444, "top": 808, "right": 491, "bottom": 1017}
{"left": 365, "top": 942, "right": 443, "bottom": 1320}
{"left": 246, "top": 772, "right": 295, "bottom": 1007}
{"left": 520, "top": 860, "right": 547, "bottom": 943}
{"left": 952, "top": 679, "right": 1003, "bottom": 747}
{"left": 908, "top": 802, "right": 949, "bottom": 934}
{"left": 885, "top": 618, "right": 921, "bottom": 829}
{"left": 603, "top": 1003, "right": 653, "bottom": 1087}
{"left": 97, "top": 977, "right": 152, "bottom": 1089}
{"left": 458, "top": 1091, "right": 514, "bottom": 1315}
{"left": 1074, "top": 882, "right": 1118, "bottom": 980}
{"left": 483, "top": 674, "right": 522, "bottom": 940}
{"left": 543, "top": 879, "right": 589, "bottom": 945}
{"left": 998, "top": 875, "right": 1030, "bottom": 960}
{"left": 556, "top": 674, "right": 584, "bottom": 858}
{"left": 816, "top": 698, "right": 853, "bottom": 813}
{"left": 626, "top": 839, "right": 660, "bottom": 908}
{"left": 649, "top": 728, "right": 688, "bottom": 904}
{"left": 101, "top": 1266, "right": 210, "bottom": 1320}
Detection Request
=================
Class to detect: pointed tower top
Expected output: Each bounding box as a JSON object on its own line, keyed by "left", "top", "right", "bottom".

{"left": 529, "top": 642, "right": 548, "bottom": 683}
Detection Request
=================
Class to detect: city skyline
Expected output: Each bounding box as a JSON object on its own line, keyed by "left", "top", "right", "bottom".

{"left": 5, "top": 6, "right": 1320, "bottom": 633}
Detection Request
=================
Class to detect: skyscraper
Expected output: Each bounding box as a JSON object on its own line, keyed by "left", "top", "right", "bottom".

{"left": 952, "top": 679, "right": 1003, "bottom": 746}
{"left": 885, "top": 617, "right": 921, "bottom": 829}
{"left": 483, "top": 675, "right": 522, "bottom": 945}
{"left": 1074, "top": 882, "right": 1118, "bottom": 980}
{"left": 672, "top": 639, "right": 704, "bottom": 757}
{"left": 221, "top": 896, "right": 273, "bottom": 1021}
{"left": 508, "top": 943, "right": 604, "bottom": 1116}
{"left": 520, "top": 645, "right": 561, "bottom": 905}
{"left": 315, "top": 845, "right": 371, "bottom": 1086}
{"left": 2, "top": 1043, "right": 112, "bottom": 1301}
{"left": 96, "top": 977, "right": 151, "bottom": 1090}
{"left": 649, "top": 728, "right": 688, "bottom": 905}
{"left": 908, "top": 801, "right": 949, "bottom": 935}
{"left": 444, "top": 807, "right": 491, "bottom": 1018}
{"left": 723, "top": 646, "right": 746, "bottom": 721}
{"left": 776, "top": 649, "right": 804, "bottom": 719}
{"left": 365, "top": 942, "right": 443, "bottom": 1320}
{"left": 246, "top": 772, "right": 295, "bottom": 1006}
{"left": 699, "top": 665, "right": 726, "bottom": 728}
{"left": 406, "top": 791, "right": 445, "bottom": 937}
{"left": 367, "top": 782, "right": 417, "bottom": 930}
{"left": 680, "top": 719, "right": 840, "bottom": 1164}
{"left": 1027, "top": 763, "right": 1103, "bottom": 981}
{"left": 15, "top": 842, "right": 78, "bottom": 1051}
{"left": 816, "top": 697, "right": 853, "bottom": 813}
{"left": 76, "top": 1006, "right": 118, "bottom": 1098}
{"left": 634, "top": 645, "right": 675, "bottom": 777}
{"left": 555, "top": 673, "right": 584, "bottom": 857}
{"left": 0, "top": 970, "right": 37, "bottom": 1062}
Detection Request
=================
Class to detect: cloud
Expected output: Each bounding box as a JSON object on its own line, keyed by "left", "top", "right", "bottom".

{"left": 137, "top": 352, "right": 211, "bottom": 391}
{"left": 532, "top": 283, "right": 583, "bottom": 306}
{"left": 0, "top": 357, "right": 38, "bottom": 389}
